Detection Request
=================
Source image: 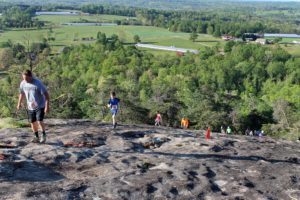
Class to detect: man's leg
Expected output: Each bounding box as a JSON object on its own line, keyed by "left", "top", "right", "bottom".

{"left": 31, "top": 122, "right": 39, "bottom": 132}
{"left": 38, "top": 121, "right": 46, "bottom": 132}
{"left": 38, "top": 121, "right": 47, "bottom": 143}
{"left": 29, "top": 110, "right": 39, "bottom": 142}
{"left": 112, "top": 115, "right": 115, "bottom": 125}
{"left": 113, "top": 114, "right": 118, "bottom": 128}
{"left": 37, "top": 108, "right": 46, "bottom": 143}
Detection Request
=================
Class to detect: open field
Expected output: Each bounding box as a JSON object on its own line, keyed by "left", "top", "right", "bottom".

{"left": 36, "top": 14, "right": 135, "bottom": 24}
{"left": 264, "top": 37, "right": 300, "bottom": 43}
{"left": 0, "top": 15, "right": 223, "bottom": 53}
{"left": 280, "top": 38, "right": 300, "bottom": 43}
{"left": 1, "top": 14, "right": 299, "bottom": 56}
{"left": 281, "top": 44, "right": 300, "bottom": 57}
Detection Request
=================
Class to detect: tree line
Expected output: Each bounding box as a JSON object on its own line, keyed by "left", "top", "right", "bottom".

{"left": 0, "top": 6, "right": 44, "bottom": 29}
{"left": 68, "top": 4, "right": 300, "bottom": 36}
{"left": 1, "top": 3, "right": 299, "bottom": 36}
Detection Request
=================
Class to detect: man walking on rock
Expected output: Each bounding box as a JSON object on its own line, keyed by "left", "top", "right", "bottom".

{"left": 107, "top": 91, "right": 120, "bottom": 129}
{"left": 17, "top": 70, "right": 50, "bottom": 143}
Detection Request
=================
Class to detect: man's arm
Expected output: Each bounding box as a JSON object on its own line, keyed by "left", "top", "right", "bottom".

{"left": 44, "top": 91, "right": 50, "bottom": 113}
{"left": 107, "top": 99, "right": 111, "bottom": 108}
{"left": 17, "top": 93, "right": 25, "bottom": 110}
{"left": 38, "top": 80, "right": 50, "bottom": 113}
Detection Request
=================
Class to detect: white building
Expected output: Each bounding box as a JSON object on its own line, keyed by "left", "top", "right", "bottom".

{"left": 35, "top": 11, "right": 80, "bottom": 16}
{"left": 264, "top": 33, "right": 300, "bottom": 38}
{"left": 135, "top": 43, "right": 199, "bottom": 54}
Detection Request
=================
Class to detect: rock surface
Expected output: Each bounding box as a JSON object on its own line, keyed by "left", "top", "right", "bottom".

{"left": 0, "top": 119, "right": 299, "bottom": 200}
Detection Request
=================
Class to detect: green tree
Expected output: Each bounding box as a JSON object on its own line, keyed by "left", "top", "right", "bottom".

{"left": 189, "top": 32, "right": 198, "bottom": 42}
{"left": 0, "top": 48, "right": 13, "bottom": 69}
{"left": 97, "top": 32, "right": 107, "bottom": 44}
{"left": 133, "top": 35, "right": 141, "bottom": 43}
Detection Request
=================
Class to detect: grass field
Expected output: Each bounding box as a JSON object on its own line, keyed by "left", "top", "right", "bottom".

{"left": 281, "top": 44, "right": 300, "bottom": 57}
{"left": 36, "top": 14, "right": 135, "bottom": 24}
{"left": 37, "top": 14, "right": 223, "bottom": 51}
{"left": 280, "top": 38, "right": 300, "bottom": 43}
{"left": 2, "top": 14, "right": 299, "bottom": 56}
{"left": 264, "top": 37, "right": 300, "bottom": 43}
{"left": 0, "top": 23, "right": 222, "bottom": 53}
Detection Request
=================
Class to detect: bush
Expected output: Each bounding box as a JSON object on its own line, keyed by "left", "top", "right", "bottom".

{"left": 0, "top": 118, "right": 27, "bottom": 128}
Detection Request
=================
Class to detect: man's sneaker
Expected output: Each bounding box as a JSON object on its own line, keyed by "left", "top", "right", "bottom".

{"left": 31, "top": 137, "right": 39, "bottom": 143}
{"left": 113, "top": 123, "right": 117, "bottom": 129}
{"left": 40, "top": 135, "right": 46, "bottom": 144}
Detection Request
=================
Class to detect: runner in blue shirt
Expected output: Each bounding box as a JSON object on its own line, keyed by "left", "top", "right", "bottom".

{"left": 107, "top": 91, "right": 120, "bottom": 129}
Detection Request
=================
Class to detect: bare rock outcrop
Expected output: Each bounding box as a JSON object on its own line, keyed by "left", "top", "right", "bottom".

{"left": 0, "top": 119, "right": 299, "bottom": 200}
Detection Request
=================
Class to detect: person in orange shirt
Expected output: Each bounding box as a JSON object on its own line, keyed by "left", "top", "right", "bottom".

{"left": 181, "top": 118, "right": 189, "bottom": 129}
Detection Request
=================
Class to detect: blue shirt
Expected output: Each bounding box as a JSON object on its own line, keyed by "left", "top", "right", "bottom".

{"left": 20, "top": 78, "right": 47, "bottom": 110}
{"left": 108, "top": 98, "right": 120, "bottom": 110}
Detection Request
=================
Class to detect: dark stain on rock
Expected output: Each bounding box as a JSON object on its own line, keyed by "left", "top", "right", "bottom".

{"left": 120, "top": 131, "right": 145, "bottom": 140}
{"left": 169, "top": 187, "right": 178, "bottom": 195}
{"left": 222, "top": 140, "right": 236, "bottom": 147}
{"left": 210, "top": 181, "right": 221, "bottom": 193}
{"left": 67, "top": 185, "right": 87, "bottom": 200}
{"left": 186, "top": 182, "right": 194, "bottom": 190}
{"left": 290, "top": 175, "right": 298, "bottom": 184}
{"left": 198, "top": 192, "right": 205, "bottom": 200}
{"left": 210, "top": 145, "right": 223, "bottom": 152}
{"left": 203, "top": 167, "right": 216, "bottom": 179}
{"left": 243, "top": 178, "right": 255, "bottom": 188}
{"left": 146, "top": 184, "right": 157, "bottom": 194}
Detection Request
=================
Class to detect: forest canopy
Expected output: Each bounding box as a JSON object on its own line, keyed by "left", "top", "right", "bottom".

{"left": 0, "top": 33, "right": 299, "bottom": 140}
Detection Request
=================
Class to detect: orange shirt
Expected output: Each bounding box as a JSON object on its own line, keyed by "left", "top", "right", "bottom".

{"left": 181, "top": 118, "right": 189, "bottom": 128}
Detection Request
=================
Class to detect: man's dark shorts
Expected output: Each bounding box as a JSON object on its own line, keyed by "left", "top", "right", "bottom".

{"left": 28, "top": 108, "right": 45, "bottom": 123}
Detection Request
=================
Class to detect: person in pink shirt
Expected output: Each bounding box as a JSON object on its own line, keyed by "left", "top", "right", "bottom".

{"left": 155, "top": 111, "right": 162, "bottom": 126}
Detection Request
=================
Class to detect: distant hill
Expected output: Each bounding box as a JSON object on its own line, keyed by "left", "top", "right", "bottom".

{"left": 2, "top": 0, "right": 300, "bottom": 10}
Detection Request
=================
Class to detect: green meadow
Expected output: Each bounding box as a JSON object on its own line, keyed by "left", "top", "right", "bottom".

{"left": 0, "top": 15, "right": 223, "bottom": 54}
{"left": 35, "top": 14, "right": 135, "bottom": 24}
{"left": 282, "top": 44, "right": 300, "bottom": 57}
{"left": 1, "top": 14, "right": 299, "bottom": 56}
{"left": 280, "top": 38, "right": 300, "bottom": 43}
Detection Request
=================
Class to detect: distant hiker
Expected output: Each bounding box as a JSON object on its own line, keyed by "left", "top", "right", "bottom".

{"left": 205, "top": 127, "right": 211, "bottom": 140}
{"left": 226, "top": 126, "right": 232, "bottom": 134}
{"left": 255, "top": 130, "right": 264, "bottom": 137}
{"left": 249, "top": 130, "right": 254, "bottom": 136}
{"left": 181, "top": 118, "right": 189, "bottom": 129}
{"left": 155, "top": 111, "right": 162, "bottom": 126}
{"left": 17, "top": 70, "right": 50, "bottom": 143}
{"left": 245, "top": 127, "right": 250, "bottom": 136}
{"left": 220, "top": 126, "right": 225, "bottom": 134}
{"left": 107, "top": 91, "right": 120, "bottom": 129}
{"left": 255, "top": 130, "right": 260, "bottom": 137}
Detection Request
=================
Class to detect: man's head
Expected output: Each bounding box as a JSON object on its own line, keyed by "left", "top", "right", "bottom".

{"left": 22, "top": 70, "right": 33, "bottom": 83}
{"left": 110, "top": 91, "right": 116, "bottom": 98}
